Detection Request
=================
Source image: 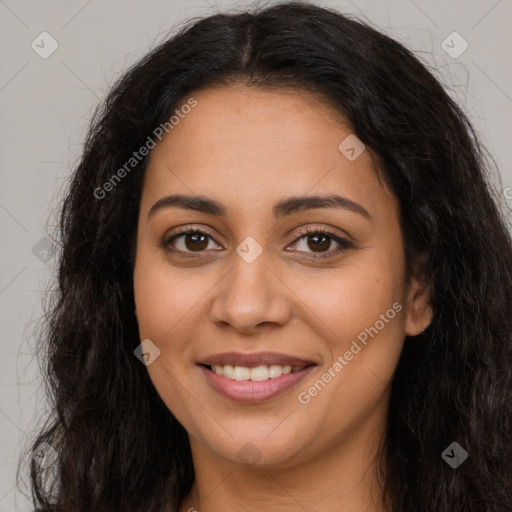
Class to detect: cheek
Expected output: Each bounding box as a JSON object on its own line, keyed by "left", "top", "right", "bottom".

{"left": 133, "top": 249, "right": 227, "bottom": 388}
{"left": 134, "top": 249, "right": 208, "bottom": 339}
{"left": 132, "top": 252, "right": 209, "bottom": 422}
{"left": 302, "top": 256, "right": 404, "bottom": 346}
{"left": 293, "top": 253, "right": 406, "bottom": 414}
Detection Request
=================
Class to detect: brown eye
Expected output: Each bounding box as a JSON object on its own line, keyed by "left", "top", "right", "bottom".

{"left": 290, "top": 228, "right": 352, "bottom": 259}
{"left": 182, "top": 232, "right": 209, "bottom": 251}
{"left": 305, "top": 233, "right": 332, "bottom": 252}
{"left": 164, "top": 228, "right": 221, "bottom": 254}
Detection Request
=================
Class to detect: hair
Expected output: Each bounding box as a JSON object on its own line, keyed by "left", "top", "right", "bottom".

{"left": 23, "top": 1, "right": 512, "bottom": 511}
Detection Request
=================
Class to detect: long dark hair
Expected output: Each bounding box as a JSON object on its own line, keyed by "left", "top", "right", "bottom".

{"left": 24, "top": 2, "right": 512, "bottom": 511}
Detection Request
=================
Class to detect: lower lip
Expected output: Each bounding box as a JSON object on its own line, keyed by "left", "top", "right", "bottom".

{"left": 199, "top": 365, "right": 316, "bottom": 403}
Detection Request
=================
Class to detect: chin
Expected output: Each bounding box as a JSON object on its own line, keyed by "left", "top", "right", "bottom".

{"left": 194, "top": 426, "right": 313, "bottom": 469}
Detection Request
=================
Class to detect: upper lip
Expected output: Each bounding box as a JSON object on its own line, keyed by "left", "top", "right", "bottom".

{"left": 199, "top": 351, "right": 317, "bottom": 368}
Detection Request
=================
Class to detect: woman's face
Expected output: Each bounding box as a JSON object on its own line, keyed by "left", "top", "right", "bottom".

{"left": 133, "top": 84, "right": 431, "bottom": 468}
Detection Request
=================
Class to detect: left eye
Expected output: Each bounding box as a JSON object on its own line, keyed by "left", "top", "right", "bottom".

{"left": 289, "top": 229, "right": 351, "bottom": 258}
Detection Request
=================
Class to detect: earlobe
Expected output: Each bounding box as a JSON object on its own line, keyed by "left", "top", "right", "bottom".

{"left": 404, "top": 274, "right": 433, "bottom": 336}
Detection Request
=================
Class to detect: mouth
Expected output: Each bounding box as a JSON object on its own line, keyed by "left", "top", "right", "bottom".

{"left": 197, "top": 352, "right": 318, "bottom": 403}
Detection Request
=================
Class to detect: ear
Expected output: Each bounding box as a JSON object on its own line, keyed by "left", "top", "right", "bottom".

{"left": 404, "top": 272, "right": 433, "bottom": 336}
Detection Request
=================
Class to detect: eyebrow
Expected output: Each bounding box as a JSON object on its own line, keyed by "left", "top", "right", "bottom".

{"left": 147, "top": 193, "right": 371, "bottom": 221}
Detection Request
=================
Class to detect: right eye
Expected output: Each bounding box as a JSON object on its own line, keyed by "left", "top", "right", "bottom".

{"left": 163, "top": 227, "right": 223, "bottom": 254}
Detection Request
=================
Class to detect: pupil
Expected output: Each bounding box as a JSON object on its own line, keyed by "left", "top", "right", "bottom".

{"left": 186, "top": 233, "right": 208, "bottom": 251}
{"left": 309, "top": 234, "right": 329, "bottom": 252}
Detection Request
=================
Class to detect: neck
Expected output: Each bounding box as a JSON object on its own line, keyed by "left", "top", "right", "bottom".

{"left": 179, "top": 416, "right": 390, "bottom": 512}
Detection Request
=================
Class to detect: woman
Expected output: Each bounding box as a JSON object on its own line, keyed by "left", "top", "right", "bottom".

{"left": 26, "top": 2, "right": 512, "bottom": 511}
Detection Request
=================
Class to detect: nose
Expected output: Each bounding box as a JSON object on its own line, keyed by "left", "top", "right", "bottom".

{"left": 209, "top": 250, "right": 292, "bottom": 335}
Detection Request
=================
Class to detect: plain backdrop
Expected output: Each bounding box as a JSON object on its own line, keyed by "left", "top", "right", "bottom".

{"left": 0, "top": 0, "right": 510, "bottom": 510}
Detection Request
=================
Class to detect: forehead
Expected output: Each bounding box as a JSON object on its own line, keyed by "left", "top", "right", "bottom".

{"left": 157, "top": 84, "right": 351, "bottom": 158}
{"left": 142, "top": 84, "right": 395, "bottom": 220}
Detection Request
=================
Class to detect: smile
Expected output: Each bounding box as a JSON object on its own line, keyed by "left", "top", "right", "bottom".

{"left": 198, "top": 355, "right": 317, "bottom": 403}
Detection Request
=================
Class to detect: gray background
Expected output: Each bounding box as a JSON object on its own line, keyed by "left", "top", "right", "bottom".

{"left": 0, "top": 0, "right": 510, "bottom": 510}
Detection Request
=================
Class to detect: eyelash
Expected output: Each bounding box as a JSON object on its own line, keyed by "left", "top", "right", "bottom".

{"left": 162, "top": 226, "right": 352, "bottom": 260}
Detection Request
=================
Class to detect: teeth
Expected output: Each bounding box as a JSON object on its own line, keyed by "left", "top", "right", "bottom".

{"left": 222, "top": 364, "right": 234, "bottom": 378}
{"left": 233, "top": 366, "right": 251, "bottom": 381}
{"left": 269, "top": 364, "right": 289, "bottom": 379}
{"left": 210, "top": 364, "right": 303, "bottom": 381}
{"left": 213, "top": 364, "right": 224, "bottom": 376}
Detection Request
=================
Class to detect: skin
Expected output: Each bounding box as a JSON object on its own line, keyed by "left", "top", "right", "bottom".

{"left": 133, "top": 83, "right": 433, "bottom": 512}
